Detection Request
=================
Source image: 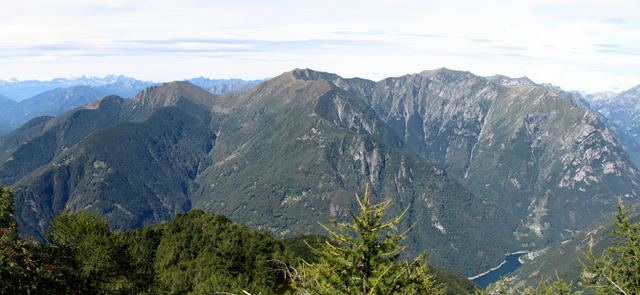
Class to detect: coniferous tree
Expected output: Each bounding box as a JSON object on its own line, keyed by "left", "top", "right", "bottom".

{"left": 47, "top": 211, "right": 133, "bottom": 294}
{"left": 0, "top": 187, "right": 69, "bottom": 294}
{"left": 294, "top": 184, "right": 444, "bottom": 295}
{"left": 582, "top": 199, "right": 640, "bottom": 295}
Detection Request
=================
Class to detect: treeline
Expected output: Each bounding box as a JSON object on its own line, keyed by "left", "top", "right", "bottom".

{"left": 1, "top": 186, "right": 294, "bottom": 294}
{"left": 0, "top": 187, "right": 477, "bottom": 294}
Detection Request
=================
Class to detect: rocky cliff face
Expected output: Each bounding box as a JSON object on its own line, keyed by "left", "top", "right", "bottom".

{"left": 299, "top": 68, "right": 640, "bottom": 247}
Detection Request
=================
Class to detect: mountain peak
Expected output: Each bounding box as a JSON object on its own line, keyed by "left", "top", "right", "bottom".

{"left": 419, "top": 67, "right": 468, "bottom": 76}
{"left": 83, "top": 94, "right": 124, "bottom": 110}
{"left": 486, "top": 74, "right": 537, "bottom": 86}
{"left": 131, "top": 81, "right": 216, "bottom": 109}
{"left": 289, "top": 68, "right": 341, "bottom": 81}
{"left": 619, "top": 84, "right": 640, "bottom": 97}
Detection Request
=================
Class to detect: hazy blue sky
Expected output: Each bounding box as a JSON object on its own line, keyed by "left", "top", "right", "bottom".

{"left": 1, "top": 0, "right": 639, "bottom": 92}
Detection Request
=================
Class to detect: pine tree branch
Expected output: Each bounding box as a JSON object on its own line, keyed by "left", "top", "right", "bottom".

{"left": 601, "top": 272, "right": 628, "bottom": 295}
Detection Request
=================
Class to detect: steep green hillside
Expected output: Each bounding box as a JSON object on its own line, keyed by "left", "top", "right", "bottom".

{"left": 0, "top": 82, "right": 217, "bottom": 185}
{"left": 14, "top": 99, "right": 215, "bottom": 238}
{"left": 7, "top": 75, "right": 515, "bottom": 276}
{"left": 189, "top": 72, "right": 515, "bottom": 274}
{"left": 0, "top": 97, "right": 125, "bottom": 185}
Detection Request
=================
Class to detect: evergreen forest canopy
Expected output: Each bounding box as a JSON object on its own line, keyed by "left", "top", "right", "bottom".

{"left": 0, "top": 186, "right": 478, "bottom": 294}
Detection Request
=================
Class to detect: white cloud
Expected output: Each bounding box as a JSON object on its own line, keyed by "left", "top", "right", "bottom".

{"left": 0, "top": 0, "right": 638, "bottom": 92}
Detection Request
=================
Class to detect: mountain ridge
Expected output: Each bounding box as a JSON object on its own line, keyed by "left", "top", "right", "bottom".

{"left": 5, "top": 76, "right": 517, "bottom": 275}
{"left": 4, "top": 68, "right": 639, "bottom": 276}
{"left": 0, "top": 77, "right": 265, "bottom": 136}
{"left": 0, "top": 75, "right": 153, "bottom": 101}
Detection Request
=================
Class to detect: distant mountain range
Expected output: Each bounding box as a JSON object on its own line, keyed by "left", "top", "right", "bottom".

{"left": 0, "top": 75, "right": 152, "bottom": 101}
{"left": 585, "top": 85, "right": 640, "bottom": 152}
{"left": 2, "top": 68, "right": 639, "bottom": 278}
{"left": 187, "top": 77, "right": 262, "bottom": 95}
{"left": 0, "top": 75, "right": 263, "bottom": 101}
{"left": 0, "top": 76, "right": 263, "bottom": 136}
{"left": 0, "top": 86, "right": 110, "bottom": 133}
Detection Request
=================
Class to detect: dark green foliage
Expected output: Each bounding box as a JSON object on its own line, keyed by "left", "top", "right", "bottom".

{"left": 121, "top": 224, "right": 164, "bottom": 293}
{"left": 38, "top": 208, "right": 294, "bottom": 295}
{"left": 150, "top": 210, "right": 292, "bottom": 295}
{"left": 2, "top": 200, "right": 293, "bottom": 294}
{"left": 2, "top": 186, "right": 479, "bottom": 294}
{"left": 0, "top": 187, "right": 71, "bottom": 294}
{"left": 47, "top": 212, "right": 133, "bottom": 294}
{"left": 49, "top": 208, "right": 295, "bottom": 295}
{"left": 282, "top": 234, "right": 329, "bottom": 263}
{"left": 293, "top": 185, "right": 444, "bottom": 294}
{"left": 582, "top": 200, "right": 640, "bottom": 294}
{"left": 428, "top": 267, "right": 482, "bottom": 295}
{"left": 0, "top": 187, "right": 13, "bottom": 228}
{"left": 285, "top": 234, "right": 480, "bottom": 294}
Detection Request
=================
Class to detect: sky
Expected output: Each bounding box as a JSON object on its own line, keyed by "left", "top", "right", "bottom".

{"left": 1, "top": 0, "right": 639, "bottom": 93}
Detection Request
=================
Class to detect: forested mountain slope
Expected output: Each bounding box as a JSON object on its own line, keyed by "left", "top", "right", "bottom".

{"left": 3, "top": 69, "right": 638, "bottom": 276}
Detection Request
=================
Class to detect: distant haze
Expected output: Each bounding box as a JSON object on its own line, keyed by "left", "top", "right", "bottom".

{"left": 1, "top": 0, "right": 639, "bottom": 93}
